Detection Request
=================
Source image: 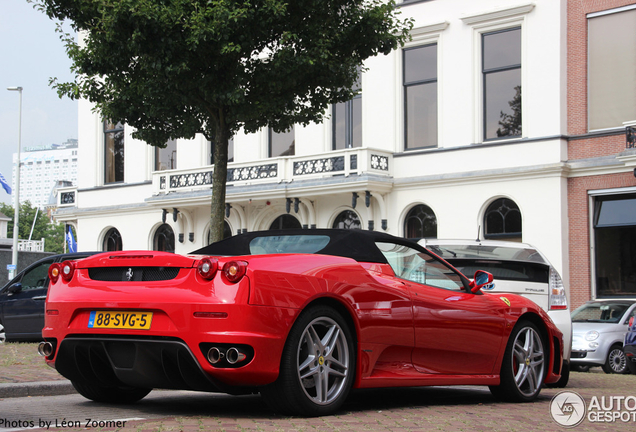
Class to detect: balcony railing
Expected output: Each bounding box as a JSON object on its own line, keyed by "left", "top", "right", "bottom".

{"left": 50, "top": 148, "right": 393, "bottom": 208}
{"left": 18, "top": 238, "right": 45, "bottom": 252}
{"left": 56, "top": 186, "right": 77, "bottom": 208}
{"left": 153, "top": 147, "right": 392, "bottom": 195}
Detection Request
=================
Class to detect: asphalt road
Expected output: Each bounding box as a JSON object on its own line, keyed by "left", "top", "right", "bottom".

{"left": 1, "top": 372, "right": 635, "bottom": 431}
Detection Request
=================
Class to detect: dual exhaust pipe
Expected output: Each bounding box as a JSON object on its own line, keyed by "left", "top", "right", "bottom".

{"left": 207, "top": 346, "right": 247, "bottom": 365}
{"left": 38, "top": 341, "right": 53, "bottom": 357}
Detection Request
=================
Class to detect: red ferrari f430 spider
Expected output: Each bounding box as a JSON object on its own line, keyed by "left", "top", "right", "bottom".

{"left": 41, "top": 229, "right": 563, "bottom": 416}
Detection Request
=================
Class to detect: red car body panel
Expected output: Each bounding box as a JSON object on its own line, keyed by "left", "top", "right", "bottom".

{"left": 43, "top": 232, "right": 563, "bottom": 401}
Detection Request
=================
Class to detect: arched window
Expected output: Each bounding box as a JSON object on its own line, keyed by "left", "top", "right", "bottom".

{"left": 103, "top": 228, "right": 122, "bottom": 251}
{"left": 269, "top": 214, "right": 301, "bottom": 230}
{"left": 205, "top": 221, "right": 234, "bottom": 245}
{"left": 153, "top": 224, "right": 175, "bottom": 253}
{"left": 332, "top": 210, "right": 361, "bottom": 230}
{"left": 404, "top": 204, "right": 437, "bottom": 239}
{"left": 484, "top": 198, "right": 522, "bottom": 241}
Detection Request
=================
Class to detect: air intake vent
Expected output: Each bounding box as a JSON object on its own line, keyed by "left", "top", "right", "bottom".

{"left": 88, "top": 267, "right": 180, "bottom": 281}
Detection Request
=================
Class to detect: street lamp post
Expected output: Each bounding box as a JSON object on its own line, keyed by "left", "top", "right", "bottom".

{"left": 7, "top": 86, "right": 22, "bottom": 280}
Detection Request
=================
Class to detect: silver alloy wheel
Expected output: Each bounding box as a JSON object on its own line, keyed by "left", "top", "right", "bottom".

{"left": 0, "top": 323, "right": 5, "bottom": 343}
{"left": 608, "top": 347, "right": 627, "bottom": 373}
{"left": 512, "top": 326, "right": 545, "bottom": 397}
{"left": 296, "top": 316, "right": 349, "bottom": 405}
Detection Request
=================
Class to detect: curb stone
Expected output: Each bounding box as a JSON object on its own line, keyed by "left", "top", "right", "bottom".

{"left": 0, "top": 380, "right": 75, "bottom": 399}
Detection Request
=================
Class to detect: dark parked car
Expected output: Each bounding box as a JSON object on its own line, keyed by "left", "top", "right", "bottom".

{"left": 0, "top": 252, "right": 98, "bottom": 342}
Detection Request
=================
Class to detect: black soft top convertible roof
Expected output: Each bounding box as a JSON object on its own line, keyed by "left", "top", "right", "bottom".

{"left": 191, "top": 229, "right": 425, "bottom": 264}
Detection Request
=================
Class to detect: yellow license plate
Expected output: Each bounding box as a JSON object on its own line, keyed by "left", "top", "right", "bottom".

{"left": 88, "top": 311, "right": 153, "bottom": 330}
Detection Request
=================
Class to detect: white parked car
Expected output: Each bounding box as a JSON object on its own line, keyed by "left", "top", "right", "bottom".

{"left": 420, "top": 239, "right": 572, "bottom": 387}
{"left": 570, "top": 299, "right": 636, "bottom": 374}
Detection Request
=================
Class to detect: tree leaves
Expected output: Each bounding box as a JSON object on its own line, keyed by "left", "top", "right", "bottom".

{"left": 34, "top": 0, "right": 413, "bottom": 241}
{"left": 0, "top": 202, "right": 65, "bottom": 253}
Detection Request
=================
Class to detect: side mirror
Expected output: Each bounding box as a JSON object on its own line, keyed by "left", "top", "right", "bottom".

{"left": 469, "top": 270, "right": 494, "bottom": 293}
{"left": 8, "top": 283, "right": 22, "bottom": 295}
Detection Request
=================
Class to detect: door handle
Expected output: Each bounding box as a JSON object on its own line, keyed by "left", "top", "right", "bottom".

{"left": 32, "top": 296, "right": 47, "bottom": 300}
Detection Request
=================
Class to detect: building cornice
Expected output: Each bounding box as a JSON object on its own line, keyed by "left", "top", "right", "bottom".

{"left": 53, "top": 202, "right": 154, "bottom": 221}
{"left": 145, "top": 174, "right": 394, "bottom": 208}
{"left": 393, "top": 162, "right": 568, "bottom": 191}
{"left": 460, "top": 3, "right": 535, "bottom": 26}
{"left": 566, "top": 155, "right": 634, "bottom": 178}
{"left": 77, "top": 180, "right": 152, "bottom": 193}
{"left": 394, "top": 135, "right": 567, "bottom": 159}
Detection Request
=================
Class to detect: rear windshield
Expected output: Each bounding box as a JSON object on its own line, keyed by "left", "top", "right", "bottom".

{"left": 429, "top": 244, "right": 546, "bottom": 263}
{"left": 571, "top": 302, "right": 633, "bottom": 324}
{"left": 442, "top": 258, "right": 549, "bottom": 283}
{"left": 249, "top": 235, "right": 330, "bottom": 255}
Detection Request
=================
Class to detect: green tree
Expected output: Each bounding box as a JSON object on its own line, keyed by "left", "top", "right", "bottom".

{"left": 35, "top": 0, "right": 412, "bottom": 242}
{"left": 0, "top": 202, "right": 65, "bottom": 253}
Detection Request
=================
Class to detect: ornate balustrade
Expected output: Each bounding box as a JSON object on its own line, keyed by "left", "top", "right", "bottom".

{"left": 153, "top": 147, "right": 392, "bottom": 195}
{"left": 57, "top": 186, "right": 78, "bottom": 208}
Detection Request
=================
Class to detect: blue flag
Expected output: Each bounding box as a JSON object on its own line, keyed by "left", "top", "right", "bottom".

{"left": 0, "top": 171, "right": 11, "bottom": 195}
{"left": 66, "top": 225, "right": 77, "bottom": 253}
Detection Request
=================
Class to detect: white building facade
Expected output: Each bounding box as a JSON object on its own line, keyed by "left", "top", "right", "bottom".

{"left": 55, "top": 0, "right": 570, "bottom": 288}
{"left": 12, "top": 139, "right": 79, "bottom": 209}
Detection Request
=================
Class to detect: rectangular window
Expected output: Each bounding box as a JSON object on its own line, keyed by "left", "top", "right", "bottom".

{"left": 588, "top": 8, "right": 636, "bottom": 130}
{"left": 594, "top": 194, "right": 636, "bottom": 297}
{"left": 333, "top": 72, "right": 362, "bottom": 150}
{"left": 104, "top": 120, "right": 125, "bottom": 184}
{"left": 482, "top": 27, "right": 521, "bottom": 140}
{"left": 404, "top": 44, "right": 438, "bottom": 150}
{"left": 269, "top": 126, "right": 295, "bottom": 157}
{"left": 155, "top": 139, "right": 177, "bottom": 171}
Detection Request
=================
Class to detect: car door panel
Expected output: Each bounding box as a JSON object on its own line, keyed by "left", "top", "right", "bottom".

{"left": 1, "top": 259, "right": 54, "bottom": 339}
{"left": 375, "top": 241, "right": 506, "bottom": 376}
{"left": 405, "top": 282, "right": 506, "bottom": 375}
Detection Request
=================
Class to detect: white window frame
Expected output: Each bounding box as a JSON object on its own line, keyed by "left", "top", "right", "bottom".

{"left": 396, "top": 21, "right": 448, "bottom": 152}
{"left": 461, "top": 3, "right": 534, "bottom": 144}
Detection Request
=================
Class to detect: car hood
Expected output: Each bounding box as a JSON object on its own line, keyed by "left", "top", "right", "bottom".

{"left": 572, "top": 321, "right": 622, "bottom": 334}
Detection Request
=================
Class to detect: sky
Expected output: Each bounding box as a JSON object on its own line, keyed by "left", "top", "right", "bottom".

{"left": 0, "top": 0, "right": 77, "bottom": 206}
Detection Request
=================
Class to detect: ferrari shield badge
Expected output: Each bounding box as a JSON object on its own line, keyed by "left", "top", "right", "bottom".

{"left": 499, "top": 297, "right": 511, "bottom": 307}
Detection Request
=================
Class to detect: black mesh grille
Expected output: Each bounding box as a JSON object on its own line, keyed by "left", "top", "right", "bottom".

{"left": 88, "top": 267, "right": 180, "bottom": 281}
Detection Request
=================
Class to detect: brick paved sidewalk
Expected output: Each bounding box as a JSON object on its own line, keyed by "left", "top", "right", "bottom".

{"left": 73, "top": 373, "right": 636, "bottom": 432}
{"left": 3, "top": 342, "right": 636, "bottom": 431}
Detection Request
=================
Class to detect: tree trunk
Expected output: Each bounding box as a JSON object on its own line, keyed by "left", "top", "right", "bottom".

{"left": 209, "top": 126, "right": 230, "bottom": 243}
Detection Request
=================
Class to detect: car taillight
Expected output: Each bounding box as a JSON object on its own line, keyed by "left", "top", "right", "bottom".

{"left": 223, "top": 261, "right": 247, "bottom": 283}
{"left": 197, "top": 257, "right": 219, "bottom": 280}
{"left": 60, "top": 260, "right": 76, "bottom": 282}
{"left": 549, "top": 267, "right": 568, "bottom": 310}
{"left": 48, "top": 263, "right": 61, "bottom": 284}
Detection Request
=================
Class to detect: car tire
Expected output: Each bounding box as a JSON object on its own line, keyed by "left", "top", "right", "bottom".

{"left": 545, "top": 360, "right": 570, "bottom": 388}
{"left": 602, "top": 344, "right": 628, "bottom": 374}
{"left": 626, "top": 354, "right": 636, "bottom": 374}
{"left": 0, "top": 322, "right": 5, "bottom": 344}
{"left": 489, "top": 320, "right": 546, "bottom": 402}
{"left": 261, "top": 305, "right": 356, "bottom": 416}
{"left": 71, "top": 380, "right": 151, "bottom": 403}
